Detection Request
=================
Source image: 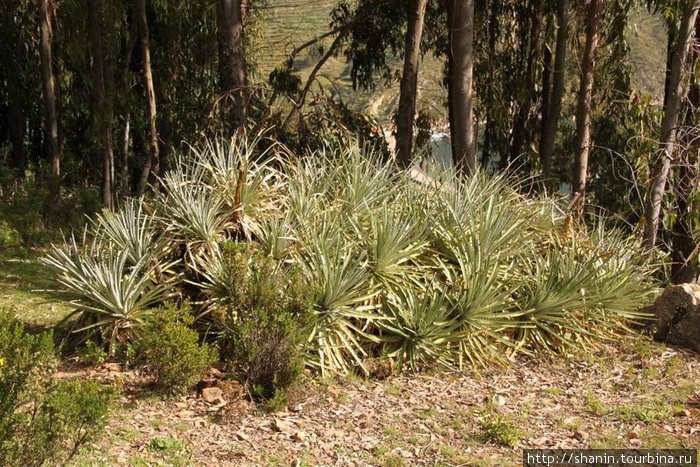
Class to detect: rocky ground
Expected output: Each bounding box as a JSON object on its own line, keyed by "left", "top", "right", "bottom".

{"left": 69, "top": 337, "right": 700, "bottom": 466}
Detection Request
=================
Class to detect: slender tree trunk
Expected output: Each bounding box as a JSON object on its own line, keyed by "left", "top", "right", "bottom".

{"left": 670, "top": 17, "right": 700, "bottom": 284}
{"left": 643, "top": 0, "right": 700, "bottom": 248}
{"left": 481, "top": 0, "right": 499, "bottom": 167}
{"left": 159, "top": 107, "right": 173, "bottom": 174}
{"left": 541, "top": 43, "right": 552, "bottom": 136}
{"left": 119, "top": 6, "right": 138, "bottom": 181}
{"left": 136, "top": 0, "right": 160, "bottom": 195}
{"left": 87, "top": 0, "right": 114, "bottom": 210}
{"left": 39, "top": 0, "right": 60, "bottom": 178}
{"left": 670, "top": 147, "right": 699, "bottom": 283}
{"left": 395, "top": 0, "right": 429, "bottom": 168}
{"left": 446, "top": 0, "right": 457, "bottom": 165}
{"left": 448, "top": 0, "right": 476, "bottom": 174}
{"left": 216, "top": 0, "right": 247, "bottom": 137}
{"left": 508, "top": 0, "right": 545, "bottom": 167}
{"left": 571, "top": 0, "right": 603, "bottom": 210}
{"left": 540, "top": 0, "right": 568, "bottom": 178}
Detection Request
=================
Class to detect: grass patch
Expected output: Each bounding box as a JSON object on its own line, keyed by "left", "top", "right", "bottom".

{"left": 146, "top": 435, "right": 187, "bottom": 453}
{"left": 480, "top": 410, "right": 522, "bottom": 446}
{"left": 0, "top": 247, "right": 72, "bottom": 327}
{"left": 613, "top": 399, "right": 677, "bottom": 423}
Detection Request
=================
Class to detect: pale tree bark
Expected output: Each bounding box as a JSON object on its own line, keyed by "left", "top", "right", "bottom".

{"left": 216, "top": 0, "right": 247, "bottom": 137}
{"left": 135, "top": 0, "right": 160, "bottom": 195}
{"left": 540, "top": 0, "right": 568, "bottom": 177}
{"left": 87, "top": 0, "right": 115, "bottom": 210}
{"left": 643, "top": 0, "right": 700, "bottom": 248}
{"left": 395, "top": 0, "right": 429, "bottom": 168}
{"left": 119, "top": 7, "right": 138, "bottom": 179}
{"left": 39, "top": 0, "right": 60, "bottom": 178}
{"left": 448, "top": 0, "right": 476, "bottom": 174}
{"left": 571, "top": 0, "right": 603, "bottom": 211}
{"left": 508, "top": 0, "right": 545, "bottom": 167}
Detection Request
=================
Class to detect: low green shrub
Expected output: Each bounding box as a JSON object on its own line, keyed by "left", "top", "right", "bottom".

{"left": 212, "top": 241, "right": 315, "bottom": 399}
{"left": 480, "top": 410, "right": 522, "bottom": 446}
{"left": 0, "top": 309, "right": 115, "bottom": 467}
{"left": 78, "top": 339, "right": 107, "bottom": 365}
{"left": 138, "top": 303, "right": 218, "bottom": 394}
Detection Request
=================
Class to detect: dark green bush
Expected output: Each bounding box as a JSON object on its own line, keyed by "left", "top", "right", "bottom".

{"left": 0, "top": 310, "right": 115, "bottom": 467}
{"left": 216, "top": 241, "right": 315, "bottom": 399}
{"left": 138, "top": 303, "right": 218, "bottom": 394}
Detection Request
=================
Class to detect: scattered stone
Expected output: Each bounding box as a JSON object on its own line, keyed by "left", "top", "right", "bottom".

{"left": 177, "top": 409, "right": 196, "bottom": 418}
{"left": 492, "top": 394, "right": 506, "bottom": 408}
{"left": 201, "top": 387, "right": 223, "bottom": 404}
{"left": 197, "top": 378, "right": 218, "bottom": 391}
{"left": 652, "top": 283, "right": 700, "bottom": 352}
{"left": 273, "top": 418, "right": 293, "bottom": 433}
{"left": 208, "top": 367, "right": 225, "bottom": 378}
{"left": 293, "top": 430, "right": 307, "bottom": 442}
{"left": 194, "top": 418, "right": 207, "bottom": 428}
{"left": 235, "top": 431, "right": 249, "bottom": 441}
{"left": 322, "top": 428, "right": 343, "bottom": 438}
{"left": 103, "top": 363, "right": 122, "bottom": 373}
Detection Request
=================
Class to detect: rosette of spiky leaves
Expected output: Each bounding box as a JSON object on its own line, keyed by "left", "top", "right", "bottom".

{"left": 557, "top": 222, "right": 658, "bottom": 339}
{"left": 194, "top": 135, "right": 284, "bottom": 239}
{"left": 324, "top": 143, "right": 401, "bottom": 214}
{"left": 284, "top": 153, "right": 335, "bottom": 223}
{"left": 354, "top": 203, "right": 430, "bottom": 288}
{"left": 430, "top": 172, "right": 534, "bottom": 365}
{"left": 296, "top": 225, "right": 379, "bottom": 376}
{"left": 41, "top": 235, "right": 179, "bottom": 354}
{"left": 156, "top": 162, "right": 229, "bottom": 267}
{"left": 252, "top": 211, "right": 298, "bottom": 261}
{"left": 90, "top": 198, "right": 169, "bottom": 267}
{"left": 373, "top": 286, "right": 460, "bottom": 373}
{"left": 508, "top": 250, "right": 596, "bottom": 354}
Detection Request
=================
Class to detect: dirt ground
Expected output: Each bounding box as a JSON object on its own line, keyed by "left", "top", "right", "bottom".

{"left": 70, "top": 337, "right": 700, "bottom": 466}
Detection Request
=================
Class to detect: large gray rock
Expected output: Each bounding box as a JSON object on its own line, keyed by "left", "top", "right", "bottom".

{"left": 653, "top": 283, "right": 700, "bottom": 352}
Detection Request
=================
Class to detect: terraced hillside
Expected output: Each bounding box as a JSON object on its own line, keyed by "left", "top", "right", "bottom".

{"left": 251, "top": 0, "right": 448, "bottom": 125}
{"left": 250, "top": 1, "right": 666, "bottom": 126}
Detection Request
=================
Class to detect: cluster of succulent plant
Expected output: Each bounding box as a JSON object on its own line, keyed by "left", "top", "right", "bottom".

{"left": 42, "top": 134, "right": 658, "bottom": 374}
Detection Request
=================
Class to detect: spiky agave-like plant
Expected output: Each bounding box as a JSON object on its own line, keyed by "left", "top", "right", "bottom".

{"left": 41, "top": 234, "right": 178, "bottom": 354}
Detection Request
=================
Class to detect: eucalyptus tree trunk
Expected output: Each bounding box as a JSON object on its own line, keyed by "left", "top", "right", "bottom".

{"left": 571, "top": 0, "right": 603, "bottom": 211}
{"left": 216, "top": 0, "right": 247, "bottom": 137}
{"left": 87, "top": 0, "right": 115, "bottom": 211}
{"left": 395, "top": 0, "right": 429, "bottom": 168}
{"left": 39, "top": 0, "right": 59, "bottom": 178}
{"left": 136, "top": 0, "right": 160, "bottom": 195}
{"left": 540, "top": 43, "right": 552, "bottom": 142}
{"left": 540, "top": 0, "right": 568, "bottom": 178}
{"left": 508, "top": 0, "right": 545, "bottom": 167}
{"left": 670, "top": 17, "right": 700, "bottom": 284}
{"left": 643, "top": 0, "right": 700, "bottom": 248}
{"left": 481, "top": 0, "right": 499, "bottom": 167}
{"left": 670, "top": 142, "right": 699, "bottom": 284}
{"left": 448, "top": 0, "right": 476, "bottom": 174}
